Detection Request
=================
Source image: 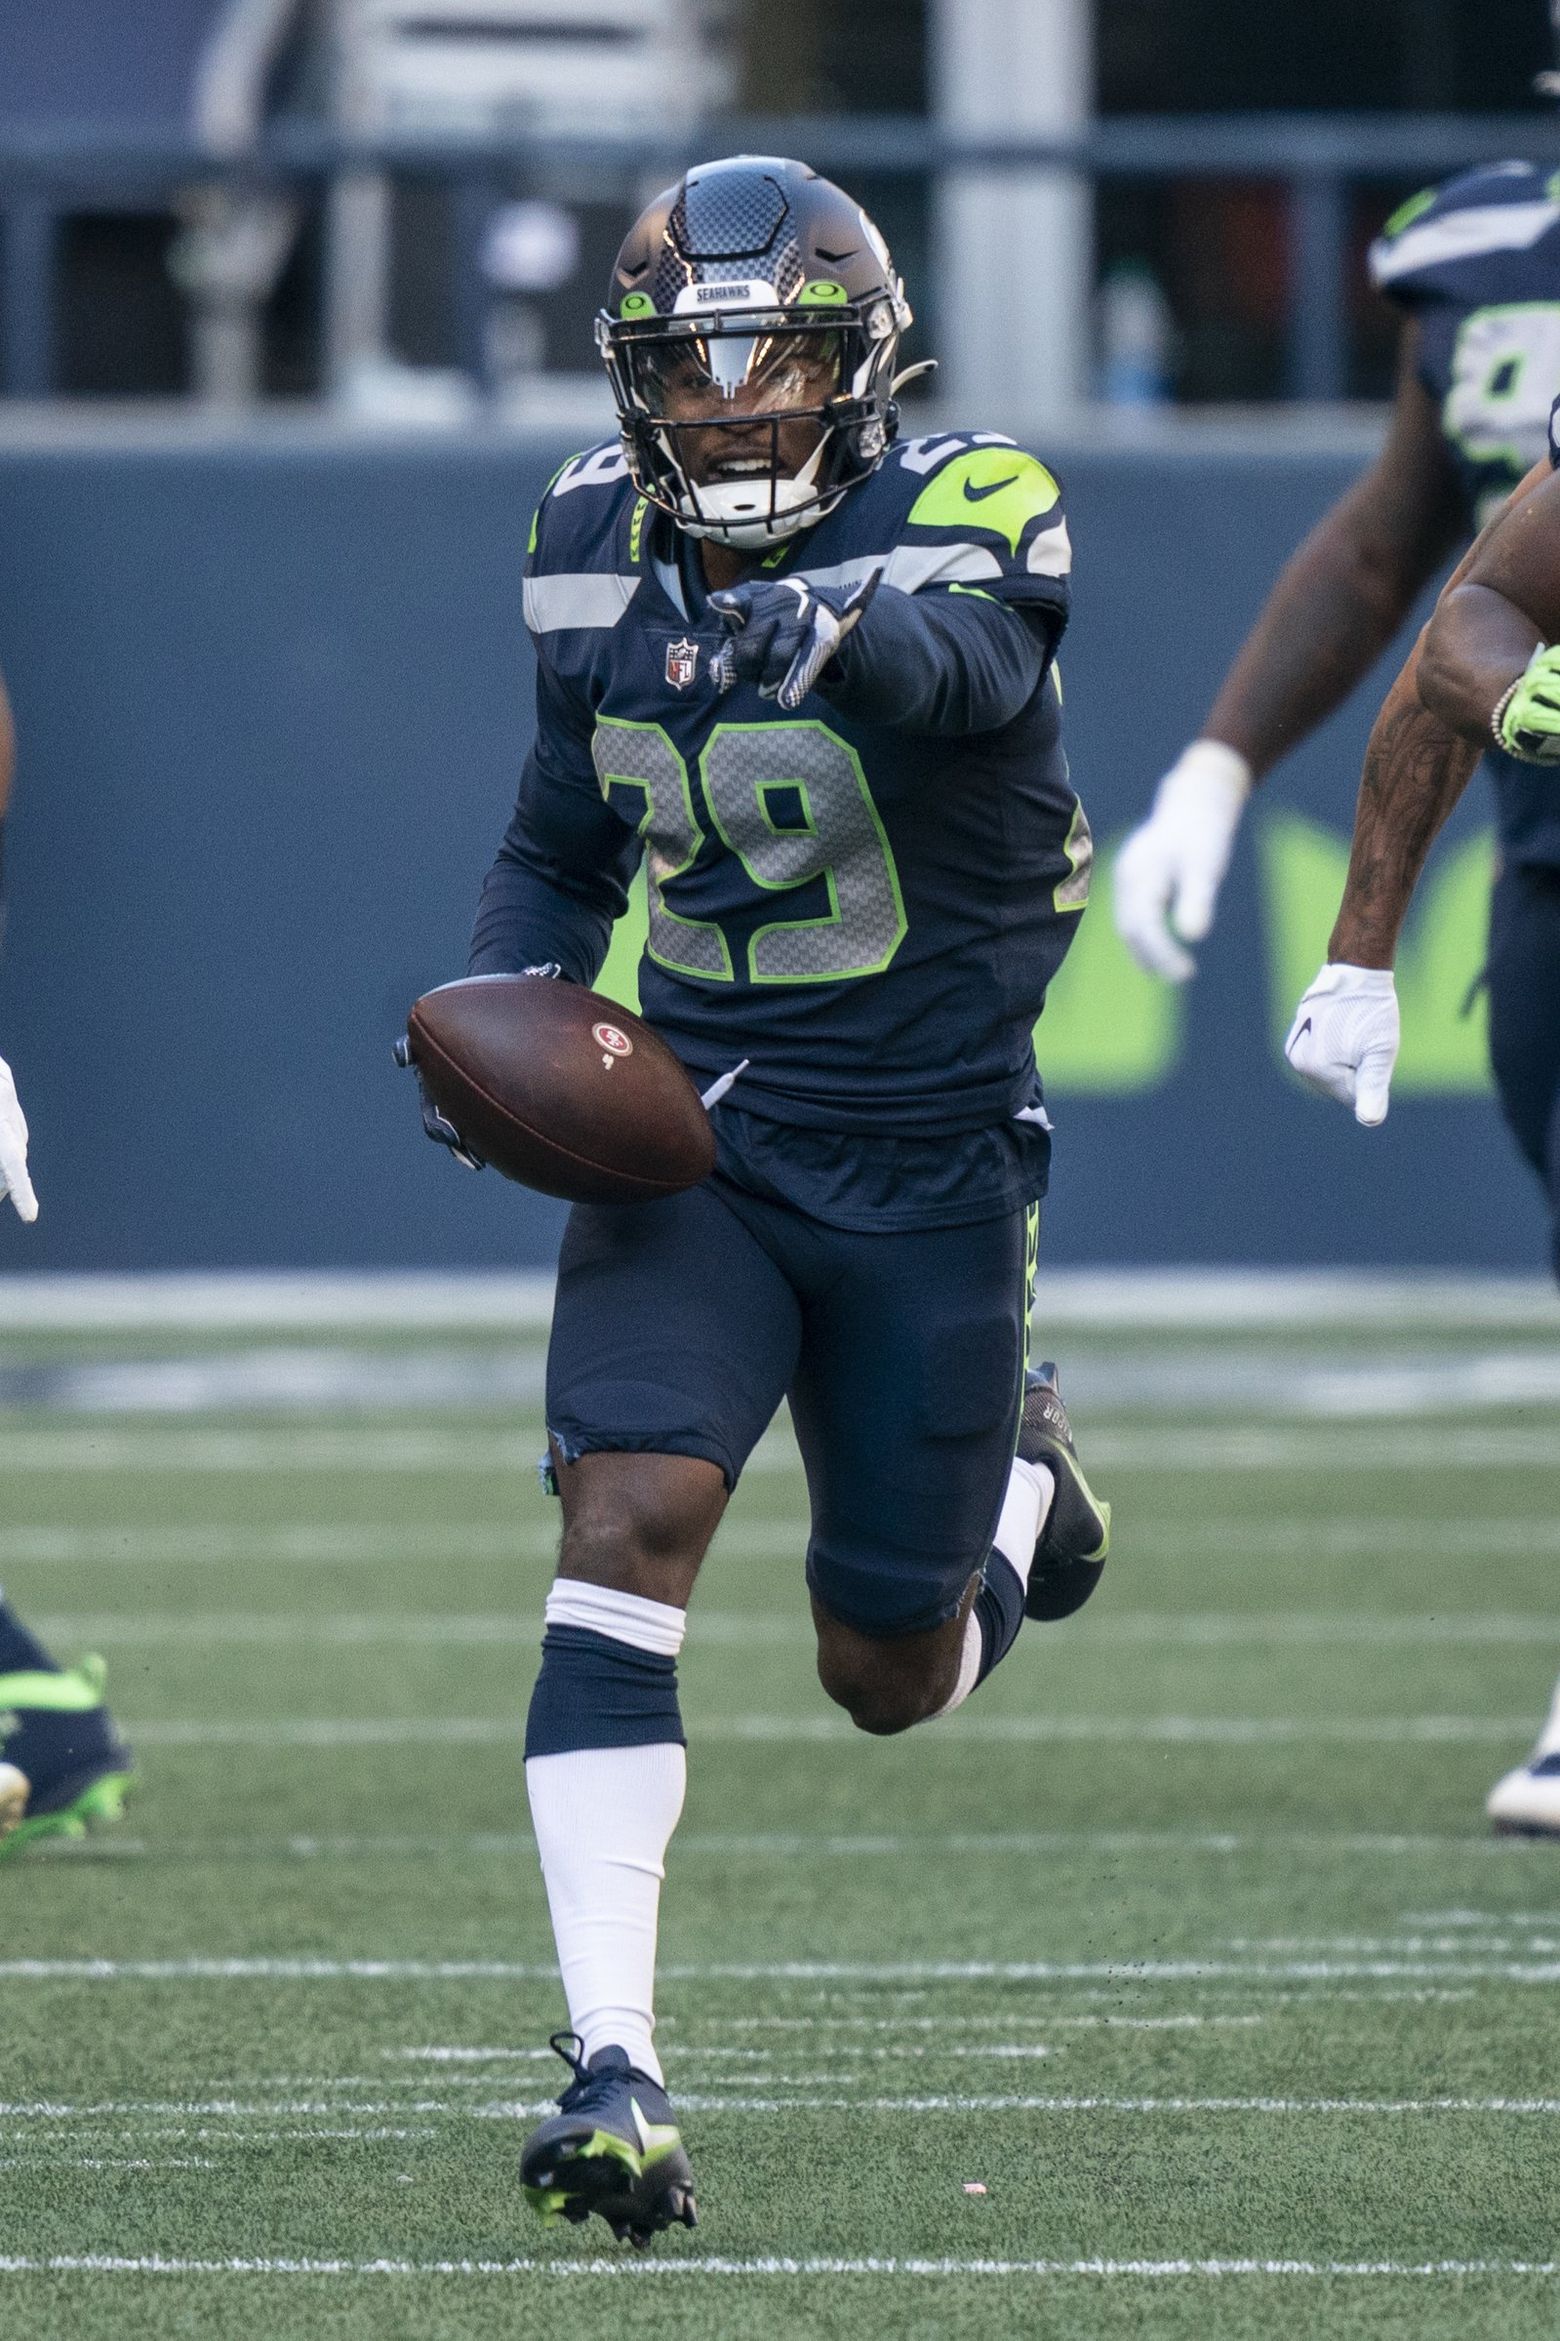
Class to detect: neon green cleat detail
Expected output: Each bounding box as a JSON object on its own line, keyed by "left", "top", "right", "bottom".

{"left": 0, "top": 1653, "right": 135, "bottom": 1861}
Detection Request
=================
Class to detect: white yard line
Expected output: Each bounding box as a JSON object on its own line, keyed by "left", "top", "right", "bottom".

{"left": 3, "top": 1517, "right": 1557, "bottom": 1567}
{"left": 5, "top": 1424, "right": 1560, "bottom": 1474}
{"left": 0, "top": 2157, "right": 215, "bottom": 2171}
{"left": 115, "top": 1715, "right": 1540, "bottom": 1749}
{"left": 6, "top": 2093, "right": 1559, "bottom": 2121}
{"left": 0, "top": 2251, "right": 1556, "bottom": 2279}
{"left": 3, "top": 1956, "right": 1560, "bottom": 1983}
{"left": 28, "top": 1827, "right": 1522, "bottom": 1864}
{"left": 19, "top": 1607, "right": 1560, "bottom": 1650}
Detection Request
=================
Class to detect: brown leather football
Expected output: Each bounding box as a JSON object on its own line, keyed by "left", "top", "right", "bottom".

{"left": 404, "top": 975, "right": 716, "bottom": 1205}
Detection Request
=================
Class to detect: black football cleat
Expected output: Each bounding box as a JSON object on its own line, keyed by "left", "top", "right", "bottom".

{"left": 0, "top": 1652, "right": 135, "bottom": 1859}
{"left": 1019, "top": 1363, "right": 1112, "bottom": 1622}
{"left": 520, "top": 2033, "right": 697, "bottom": 2248}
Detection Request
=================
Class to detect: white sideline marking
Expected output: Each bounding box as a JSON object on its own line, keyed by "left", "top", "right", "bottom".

{"left": 0, "top": 2252, "right": 1556, "bottom": 2280}
{"left": 5, "top": 1956, "right": 1560, "bottom": 1984}
{"left": 117, "top": 1715, "right": 1540, "bottom": 1750}
{"left": 2, "top": 1265, "right": 1552, "bottom": 1330}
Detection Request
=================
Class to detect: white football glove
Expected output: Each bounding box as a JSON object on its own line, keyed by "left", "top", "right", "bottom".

{"left": 0, "top": 1053, "right": 37, "bottom": 1222}
{"left": 1283, "top": 963, "right": 1400, "bottom": 1127}
{"left": 1113, "top": 740, "right": 1253, "bottom": 982}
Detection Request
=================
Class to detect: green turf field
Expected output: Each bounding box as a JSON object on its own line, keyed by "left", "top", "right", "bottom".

{"left": 2, "top": 1291, "right": 1560, "bottom": 2339}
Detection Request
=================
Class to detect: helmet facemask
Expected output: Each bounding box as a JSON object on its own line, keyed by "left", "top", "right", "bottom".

{"left": 599, "top": 294, "right": 905, "bottom": 549}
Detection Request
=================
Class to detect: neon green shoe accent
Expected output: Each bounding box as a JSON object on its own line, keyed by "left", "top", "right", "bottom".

{"left": 0, "top": 1771, "right": 135, "bottom": 1860}
{"left": 521, "top": 2184, "right": 573, "bottom": 2225}
{"left": 0, "top": 1660, "right": 106, "bottom": 1715}
{"left": 574, "top": 2127, "right": 644, "bottom": 2173}
{"left": 908, "top": 447, "right": 1060, "bottom": 556}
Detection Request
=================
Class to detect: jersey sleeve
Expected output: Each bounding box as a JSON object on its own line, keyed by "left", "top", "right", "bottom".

{"left": 467, "top": 477, "right": 642, "bottom": 981}
{"left": 809, "top": 439, "right": 1070, "bottom": 736}
{"left": 1369, "top": 162, "right": 1560, "bottom": 312}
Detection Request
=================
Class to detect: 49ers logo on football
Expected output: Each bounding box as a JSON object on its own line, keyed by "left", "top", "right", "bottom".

{"left": 665, "top": 637, "right": 699, "bottom": 690}
{"left": 593, "top": 1021, "right": 635, "bottom": 1067}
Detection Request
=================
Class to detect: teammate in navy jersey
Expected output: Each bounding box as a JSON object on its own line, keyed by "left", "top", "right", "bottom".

{"left": 1112, "top": 82, "right": 1560, "bottom": 1838}
{"left": 430, "top": 156, "right": 1113, "bottom": 2242}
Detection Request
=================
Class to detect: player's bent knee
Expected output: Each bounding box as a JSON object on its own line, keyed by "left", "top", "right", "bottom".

{"left": 555, "top": 1449, "right": 727, "bottom": 1607}
{"left": 814, "top": 1624, "right": 957, "bottom": 1738}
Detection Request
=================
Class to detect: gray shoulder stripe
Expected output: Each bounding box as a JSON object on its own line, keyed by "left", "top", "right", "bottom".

{"left": 795, "top": 544, "right": 1005, "bottom": 598}
{"left": 523, "top": 573, "right": 641, "bottom": 633}
{"left": 1370, "top": 200, "right": 1560, "bottom": 287}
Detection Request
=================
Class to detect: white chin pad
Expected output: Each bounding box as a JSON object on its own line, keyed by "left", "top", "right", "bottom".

{"left": 677, "top": 473, "right": 819, "bottom": 548}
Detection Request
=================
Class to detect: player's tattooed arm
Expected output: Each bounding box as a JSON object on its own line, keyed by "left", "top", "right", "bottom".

{"left": 1325, "top": 447, "right": 1557, "bottom": 963}
{"left": 1327, "top": 649, "right": 1479, "bottom": 969}
{"left": 1202, "top": 326, "right": 1466, "bottom": 779}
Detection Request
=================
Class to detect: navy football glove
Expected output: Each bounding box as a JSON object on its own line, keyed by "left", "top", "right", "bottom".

{"left": 710, "top": 568, "right": 883, "bottom": 712}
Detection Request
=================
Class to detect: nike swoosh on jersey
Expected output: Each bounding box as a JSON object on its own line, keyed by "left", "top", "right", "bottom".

{"left": 963, "top": 474, "right": 1022, "bottom": 503}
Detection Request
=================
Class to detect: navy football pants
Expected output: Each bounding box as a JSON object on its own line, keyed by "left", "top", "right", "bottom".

{"left": 1488, "top": 862, "right": 1560, "bottom": 1284}
{"left": 546, "top": 1174, "right": 1038, "bottom": 1637}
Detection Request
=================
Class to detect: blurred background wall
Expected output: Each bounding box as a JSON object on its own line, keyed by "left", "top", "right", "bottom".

{"left": 0, "top": 0, "right": 1553, "bottom": 1270}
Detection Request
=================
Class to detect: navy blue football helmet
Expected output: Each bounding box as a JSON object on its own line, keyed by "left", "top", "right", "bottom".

{"left": 597, "top": 155, "right": 914, "bottom": 549}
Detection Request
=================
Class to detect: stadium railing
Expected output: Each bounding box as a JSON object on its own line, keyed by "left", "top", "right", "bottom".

{"left": 4, "top": 111, "right": 1560, "bottom": 405}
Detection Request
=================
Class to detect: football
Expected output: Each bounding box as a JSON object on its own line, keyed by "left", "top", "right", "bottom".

{"left": 401, "top": 974, "right": 717, "bottom": 1205}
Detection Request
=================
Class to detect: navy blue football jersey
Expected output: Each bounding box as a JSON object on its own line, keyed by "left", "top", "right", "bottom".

{"left": 478, "top": 433, "right": 1088, "bottom": 1160}
{"left": 1371, "top": 161, "right": 1560, "bottom": 867}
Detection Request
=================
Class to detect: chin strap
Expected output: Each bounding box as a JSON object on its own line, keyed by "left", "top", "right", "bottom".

{"left": 889, "top": 359, "right": 938, "bottom": 396}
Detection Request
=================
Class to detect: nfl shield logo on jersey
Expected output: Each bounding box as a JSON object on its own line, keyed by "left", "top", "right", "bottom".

{"left": 665, "top": 637, "right": 699, "bottom": 690}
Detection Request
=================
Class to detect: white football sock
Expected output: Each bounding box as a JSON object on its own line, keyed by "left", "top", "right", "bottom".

{"left": 1533, "top": 1670, "right": 1560, "bottom": 1758}
{"left": 935, "top": 1456, "right": 1055, "bottom": 1720}
{"left": 993, "top": 1455, "right": 1053, "bottom": 1589}
{"left": 526, "top": 1582, "right": 688, "bottom": 2084}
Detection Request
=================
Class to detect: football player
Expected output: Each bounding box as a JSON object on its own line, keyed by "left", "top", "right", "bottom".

{"left": 0, "top": 662, "right": 135, "bottom": 1854}
{"left": 438, "top": 155, "right": 1111, "bottom": 2241}
{"left": 1284, "top": 413, "right": 1560, "bottom": 1833}
{"left": 1111, "top": 60, "right": 1560, "bottom": 1838}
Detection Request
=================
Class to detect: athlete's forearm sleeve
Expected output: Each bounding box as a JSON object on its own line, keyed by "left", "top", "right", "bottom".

{"left": 467, "top": 840, "right": 624, "bottom": 983}
{"left": 468, "top": 699, "right": 640, "bottom": 982}
{"left": 821, "top": 583, "right": 1061, "bottom": 736}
